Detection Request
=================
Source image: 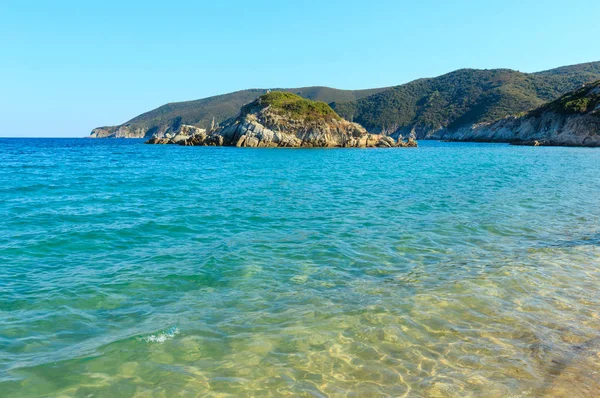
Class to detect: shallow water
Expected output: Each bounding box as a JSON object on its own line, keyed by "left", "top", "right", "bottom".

{"left": 1, "top": 139, "right": 600, "bottom": 397}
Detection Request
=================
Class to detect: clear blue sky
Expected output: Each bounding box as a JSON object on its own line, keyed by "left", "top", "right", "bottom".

{"left": 1, "top": 0, "right": 599, "bottom": 137}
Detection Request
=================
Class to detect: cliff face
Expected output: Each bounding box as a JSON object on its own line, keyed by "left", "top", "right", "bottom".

{"left": 147, "top": 92, "right": 417, "bottom": 148}
{"left": 441, "top": 113, "right": 600, "bottom": 146}
{"left": 436, "top": 81, "right": 600, "bottom": 146}
{"left": 89, "top": 125, "right": 146, "bottom": 138}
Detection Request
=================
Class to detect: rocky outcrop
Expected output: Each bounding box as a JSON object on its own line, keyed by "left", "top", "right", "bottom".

{"left": 146, "top": 93, "right": 417, "bottom": 148}
{"left": 89, "top": 118, "right": 197, "bottom": 139}
{"left": 146, "top": 125, "right": 213, "bottom": 145}
{"left": 436, "top": 81, "right": 600, "bottom": 146}
{"left": 89, "top": 125, "right": 146, "bottom": 138}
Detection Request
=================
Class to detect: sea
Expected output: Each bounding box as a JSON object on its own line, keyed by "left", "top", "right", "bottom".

{"left": 1, "top": 138, "right": 600, "bottom": 397}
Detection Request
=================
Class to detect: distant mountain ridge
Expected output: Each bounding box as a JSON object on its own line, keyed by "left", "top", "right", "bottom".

{"left": 90, "top": 61, "right": 600, "bottom": 139}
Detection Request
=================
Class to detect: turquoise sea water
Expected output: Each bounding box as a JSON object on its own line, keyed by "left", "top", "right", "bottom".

{"left": 1, "top": 138, "right": 600, "bottom": 397}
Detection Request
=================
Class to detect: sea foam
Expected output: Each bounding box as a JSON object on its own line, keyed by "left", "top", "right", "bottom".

{"left": 141, "top": 326, "right": 180, "bottom": 343}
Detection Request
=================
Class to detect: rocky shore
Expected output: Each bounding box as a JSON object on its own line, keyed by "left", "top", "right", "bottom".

{"left": 146, "top": 92, "right": 417, "bottom": 148}
{"left": 438, "top": 81, "right": 600, "bottom": 147}
{"left": 442, "top": 112, "right": 600, "bottom": 147}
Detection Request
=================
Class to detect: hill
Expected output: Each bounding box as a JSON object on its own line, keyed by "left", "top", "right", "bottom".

{"left": 89, "top": 87, "right": 388, "bottom": 138}
{"left": 441, "top": 80, "right": 600, "bottom": 146}
{"left": 331, "top": 62, "right": 600, "bottom": 138}
{"left": 89, "top": 61, "right": 600, "bottom": 139}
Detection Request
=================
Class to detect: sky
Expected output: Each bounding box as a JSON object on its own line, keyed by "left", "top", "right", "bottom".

{"left": 1, "top": 0, "right": 599, "bottom": 137}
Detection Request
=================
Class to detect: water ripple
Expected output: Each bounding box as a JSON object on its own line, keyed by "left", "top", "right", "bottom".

{"left": 1, "top": 139, "right": 600, "bottom": 396}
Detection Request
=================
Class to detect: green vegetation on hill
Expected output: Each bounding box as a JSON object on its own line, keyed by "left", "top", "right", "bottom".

{"left": 244, "top": 92, "right": 341, "bottom": 121}
{"left": 91, "top": 61, "right": 600, "bottom": 138}
{"left": 532, "top": 80, "right": 600, "bottom": 116}
{"left": 330, "top": 62, "right": 600, "bottom": 136}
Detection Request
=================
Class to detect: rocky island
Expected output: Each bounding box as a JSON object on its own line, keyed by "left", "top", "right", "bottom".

{"left": 146, "top": 92, "right": 417, "bottom": 148}
{"left": 442, "top": 80, "right": 600, "bottom": 146}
